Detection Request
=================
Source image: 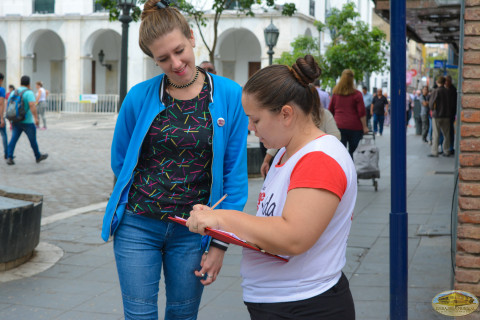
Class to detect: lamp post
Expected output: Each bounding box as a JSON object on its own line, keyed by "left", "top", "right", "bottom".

{"left": 98, "top": 50, "right": 112, "bottom": 71}
{"left": 117, "top": 0, "right": 136, "bottom": 112}
{"left": 264, "top": 19, "right": 279, "bottom": 66}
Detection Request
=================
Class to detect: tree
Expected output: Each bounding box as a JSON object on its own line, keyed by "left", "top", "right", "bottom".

{"left": 318, "top": 2, "right": 389, "bottom": 88}
{"left": 97, "top": 0, "right": 296, "bottom": 63}
{"left": 276, "top": 2, "right": 388, "bottom": 89}
{"left": 275, "top": 36, "right": 322, "bottom": 67}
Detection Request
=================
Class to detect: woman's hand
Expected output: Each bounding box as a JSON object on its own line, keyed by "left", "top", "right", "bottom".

{"left": 260, "top": 153, "right": 274, "bottom": 178}
{"left": 186, "top": 204, "right": 219, "bottom": 235}
{"left": 194, "top": 247, "right": 225, "bottom": 285}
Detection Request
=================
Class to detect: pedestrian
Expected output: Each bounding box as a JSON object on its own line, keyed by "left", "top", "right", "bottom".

{"left": 0, "top": 73, "right": 6, "bottom": 159}
{"left": 6, "top": 75, "right": 48, "bottom": 165}
{"left": 35, "top": 81, "right": 49, "bottom": 130}
{"left": 5, "top": 84, "right": 15, "bottom": 132}
{"left": 413, "top": 89, "right": 422, "bottom": 135}
{"left": 362, "top": 86, "right": 373, "bottom": 130}
{"left": 100, "top": 1, "right": 249, "bottom": 319}
{"left": 187, "top": 55, "right": 356, "bottom": 320}
{"left": 199, "top": 60, "right": 216, "bottom": 74}
{"left": 406, "top": 91, "right": 413, "bottom": 127}
{"left": 419, "top": 86, "right": 430, "bottom": 143}
{"left": 328, "top": 69, "right": 369, "bottom": 159}
{"left": 428, "top": 76, "right": 452, "bottom": 157}
{"left": 370, "top": 88, "right": 389, "bottom": 136}
{"left": 314, "top": 78, "right": 330, "bottom": 109}
{"left": 5, "top": 84, "right": 14, "bottom": 101}
{"left": 445, "top": 75, "right": 457, "bottom": 154}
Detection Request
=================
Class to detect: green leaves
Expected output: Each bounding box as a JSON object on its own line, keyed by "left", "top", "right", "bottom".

{"left": 277, "top": 2, "right": 388, "bottom": 89}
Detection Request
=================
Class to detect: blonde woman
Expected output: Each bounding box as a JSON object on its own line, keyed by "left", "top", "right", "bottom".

{"left": 101, "top": 0, "right": 248, "bottom": 318}
{"left": 328, "top": 69, "right": 369, "bottom": 158}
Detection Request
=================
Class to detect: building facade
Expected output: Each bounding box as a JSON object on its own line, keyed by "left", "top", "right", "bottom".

{"left": 0, "top": 0, "right": 374, "bottom": 109}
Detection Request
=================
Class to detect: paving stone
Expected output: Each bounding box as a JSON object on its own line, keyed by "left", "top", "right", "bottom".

{"left": 0, "top": 117, "right": 457, "bottom": 320}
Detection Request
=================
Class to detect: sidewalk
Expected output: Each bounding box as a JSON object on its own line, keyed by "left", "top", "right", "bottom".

{"left": 0, "top": 114, "right": 456, "bottom": 319}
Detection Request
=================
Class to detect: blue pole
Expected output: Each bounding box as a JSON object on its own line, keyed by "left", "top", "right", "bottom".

{"left": 390, "top": 0, "right": 408, "bottom": 319}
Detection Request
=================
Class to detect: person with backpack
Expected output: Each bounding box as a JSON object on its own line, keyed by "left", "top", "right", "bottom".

{"left": 5, "top": 75, "right": 48, "bottom": 165}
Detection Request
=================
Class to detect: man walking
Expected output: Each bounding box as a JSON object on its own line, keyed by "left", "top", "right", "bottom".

{"left": 0, "top": 73, "right": 7, "bottom": 159}
{"left": 428, "top": 76, "right": 453, "bottom": 157}
{"left": 362, "top": 86, "right": 373, "bottom": 130}
{"left": 445, "top": 75, "right": 457, "bottom": 154}
{"left": 370, "top": 88, "right": 389, "bottom": 136}
{"left": 6, "top": 75, "right": 48, "bottom": 165}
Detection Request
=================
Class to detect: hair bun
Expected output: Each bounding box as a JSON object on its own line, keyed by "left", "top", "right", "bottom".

{"left": 291, "top": 55, "right": 322, "bottom": 86}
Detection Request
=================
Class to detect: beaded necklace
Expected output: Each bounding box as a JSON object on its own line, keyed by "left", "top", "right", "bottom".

{"left": 167, "top": 66, "right": 199, "bottom": 89}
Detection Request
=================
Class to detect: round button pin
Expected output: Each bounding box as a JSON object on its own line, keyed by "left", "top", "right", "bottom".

{"left": 217, "top": 118, "right": 225, "bottom": 127}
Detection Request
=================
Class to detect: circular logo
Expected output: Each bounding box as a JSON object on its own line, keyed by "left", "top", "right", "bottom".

{"left": 432, "top": 290, "right": 479, "bottom": 317}
{"left": 217, "top": 118, "right": 225, "bottom": 127}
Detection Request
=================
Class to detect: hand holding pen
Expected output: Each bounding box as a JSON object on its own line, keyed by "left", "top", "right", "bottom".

{"left": 187, "top": 194, "right": 227, "bottom": 235}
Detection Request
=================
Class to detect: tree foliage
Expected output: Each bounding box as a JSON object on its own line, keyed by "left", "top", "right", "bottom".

{"left": 97, "top": 0, "right": 296, "bottom": 63}
{"left": 276, "top": 2, "right": 389, "bottom": 89}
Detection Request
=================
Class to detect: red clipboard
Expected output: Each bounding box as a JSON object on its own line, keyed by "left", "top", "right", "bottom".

{"left": 168, "top": 216, "right": 289, "bottom": 262}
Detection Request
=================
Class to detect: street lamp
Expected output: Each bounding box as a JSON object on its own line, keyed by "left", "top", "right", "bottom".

{"left": 264, "top": 19, "right": 279, "bottom": 66}
{"left": 117, "top": 0, "right": 136, "bottom": 112}
{"left": 98, "top": 50, "right": 112, "bottom": 71}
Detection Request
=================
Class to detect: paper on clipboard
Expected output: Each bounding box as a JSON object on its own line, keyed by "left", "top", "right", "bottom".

{"left": 168, "top": 216, "right": 289, "bottom": 262}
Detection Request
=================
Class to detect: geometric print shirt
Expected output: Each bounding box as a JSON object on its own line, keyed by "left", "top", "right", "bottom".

{"left": 127, "top": 79, "right": 213, "bottom": 221}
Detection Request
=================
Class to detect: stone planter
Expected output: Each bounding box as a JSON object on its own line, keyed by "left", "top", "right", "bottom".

{"left": 0, "top": 186, "right": 43, "bottom": 271}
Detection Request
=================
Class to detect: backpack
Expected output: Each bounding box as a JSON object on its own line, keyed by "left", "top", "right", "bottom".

{"left": 6, "top": 89, "right": 30, "bottom": 123}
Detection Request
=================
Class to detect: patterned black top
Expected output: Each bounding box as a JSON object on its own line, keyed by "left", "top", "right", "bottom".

{"left": 127, "top": 80, "right": 213, "bottom": 221}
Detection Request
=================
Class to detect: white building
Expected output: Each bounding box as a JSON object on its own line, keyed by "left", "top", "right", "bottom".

{"left": 0, "top": 0, "right": 374, "bottom": 110}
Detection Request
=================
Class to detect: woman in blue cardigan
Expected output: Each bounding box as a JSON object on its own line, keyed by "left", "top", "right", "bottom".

{"left": 101, "top": 1, "right": 248, "bottom": 319}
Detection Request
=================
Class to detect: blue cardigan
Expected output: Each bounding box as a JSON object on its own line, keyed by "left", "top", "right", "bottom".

{"left": 101, "top": 73, "right": 249, "bottom": 241}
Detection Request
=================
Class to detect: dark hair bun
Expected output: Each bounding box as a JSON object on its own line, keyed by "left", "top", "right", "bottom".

{"left": 292, "top": 55, "right": 322, "bottom": 86}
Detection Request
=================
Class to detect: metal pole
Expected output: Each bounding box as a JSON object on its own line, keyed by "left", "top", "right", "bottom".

{"left": 268, "top": 46, "right": 274, "bottom": 66}
{"left": 390, "top": 0, "right": 408, "bottom": 319}
{"left": 118, "top": 6, "right": 132, "bottom": 112}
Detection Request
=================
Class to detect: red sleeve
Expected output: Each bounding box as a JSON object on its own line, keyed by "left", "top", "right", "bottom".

{"left": 288, "top": 151, "right": 347, "bottom": 200}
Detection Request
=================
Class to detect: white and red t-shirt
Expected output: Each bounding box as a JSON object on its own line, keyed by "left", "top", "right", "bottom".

{"left": 241, "top": 134, "right": 357, "bottom": 303}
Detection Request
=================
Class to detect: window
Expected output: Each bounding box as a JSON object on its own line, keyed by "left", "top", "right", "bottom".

{"left": 310, "top": 0, "right": 315, "bottom": 16}
{"left": 226, "top": 0, "right": 241, "bottom": 10}
{"left": 33, "top": 0, "right": 55, "bottom": 13}
{"left": 93, "top": 0, "right": 105, "bottom": 12}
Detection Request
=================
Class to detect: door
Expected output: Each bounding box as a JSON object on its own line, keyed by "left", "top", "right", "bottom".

{"left": 248, "top": 62, "right": 261, "bottom": 78}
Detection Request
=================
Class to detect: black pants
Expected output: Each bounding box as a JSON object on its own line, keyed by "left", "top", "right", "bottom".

{"left": 339, "top": 129, "right": 363, "bottom": 159}
{"left": 245, "top": 273, "right": 355, "bottom": 320}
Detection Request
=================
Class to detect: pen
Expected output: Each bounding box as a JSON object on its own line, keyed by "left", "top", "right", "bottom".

{"left": 204, "top": 194, "right": 228, "bottom": 253}
{"left": 210, "top": 194, "right": 227, "bottom": 210}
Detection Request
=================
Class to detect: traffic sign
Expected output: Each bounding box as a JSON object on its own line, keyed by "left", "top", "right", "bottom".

{"left": 434, "top": 60, "right": 445, "bottom": 69}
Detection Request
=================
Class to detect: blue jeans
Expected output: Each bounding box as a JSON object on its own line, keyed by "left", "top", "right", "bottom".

{"left": 7, "top": 122, "right": 41, "bottom": 160}
{"left": 339, "top": 128, "right": 363, "bottom": 159}
{"left": 0, "top": 120, "right": 7, "bottom": 159}
{"left": 428, "top": 114, "right": 433, "bottom": 142}
{"left": 372, "top": 114, "right": 385, "bottom": 135}
{"left": 114, "top": 210, "right": 205, "bottom": 320}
